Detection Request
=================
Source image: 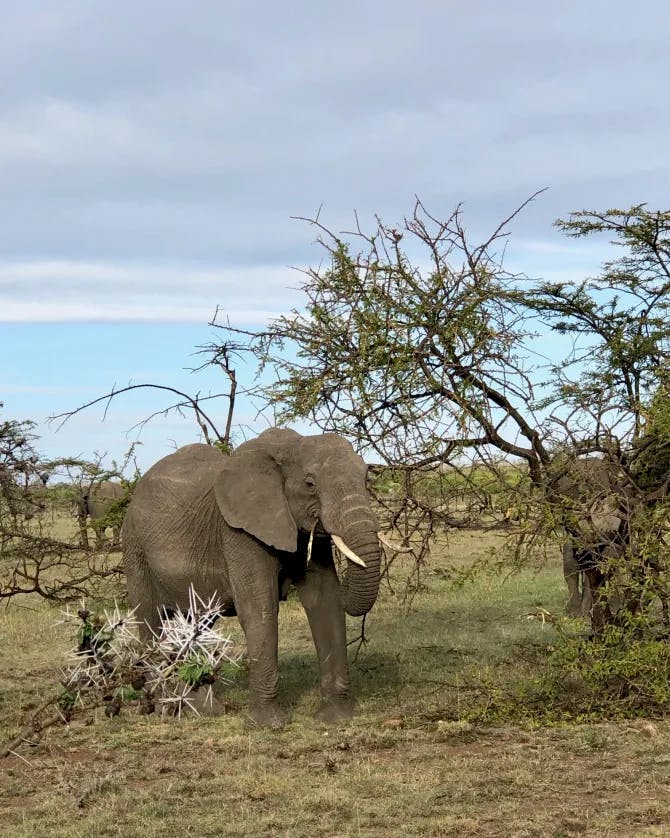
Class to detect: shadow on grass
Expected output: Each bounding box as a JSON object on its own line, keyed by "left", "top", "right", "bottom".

{"left": 263, "top": 575, "right": 568, "bottom": 720}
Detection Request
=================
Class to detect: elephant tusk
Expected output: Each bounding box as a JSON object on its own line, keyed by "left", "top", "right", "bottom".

{"left": 307, "top": 524, "right": 315, "bottom": 566}
{"left": 331, "top": 534, "right": 367, "bottom": 568}
{"left": 377, "top": 531, "right": 414, "bottom": 553}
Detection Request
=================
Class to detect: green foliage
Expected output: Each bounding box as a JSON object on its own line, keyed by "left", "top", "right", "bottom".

{"left": 176, "top": 653, "right": 217, "bottom": 687}
{"left": 216, "top": 199, "right": 544, "bottom": 472}
{"left": 468, "top": 622, "right": 670, "bottom": 726}
{"left": 527, "top": 205, "right": 670, "bottom": 437}
{"left": 76, "top": 612, "right": 99, "bottom": 649}
{"left": 213, "top": 438, "right": 233, "bottom": 455}
{"left": 532, "top": 631, "right": 670, "bottom": 720}
{"left": 209, "top": 199, "right": 670, "bottom": 646}
{"left": 0, "top": 409, "right": 42, "bottom": 520}
{"left": 97, "top": 486, "right": 134, "bottom": 531}
{"left": 58, "top": 690, "right": 77, "bottom": 711}
{"left": 116, "top": 685, "right": 143, "bottom": 702}
{"left": 632, "top": 379, "right": 670, "bottom": 491}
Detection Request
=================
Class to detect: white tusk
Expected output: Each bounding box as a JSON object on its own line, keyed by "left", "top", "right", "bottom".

{"left": 377, "top": 531, "right": 414, "bottom": 553}
{"left": 307, "top": 524, "right": 315, "bottom": 566}
{"left": 331, "top": 534, "right": 367, "bottom": 568}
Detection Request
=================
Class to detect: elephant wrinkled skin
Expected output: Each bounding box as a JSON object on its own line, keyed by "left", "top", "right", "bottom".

{"left": 77, "top": 479, "right": 126, "bottom": 549}
{"left": 122, "top": 428, "right": 382, "bottom": 727}
{"left": 550, "top": 456, "right": 627, "bottom": 629}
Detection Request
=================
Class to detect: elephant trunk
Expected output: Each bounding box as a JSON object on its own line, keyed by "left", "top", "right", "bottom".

{"left": 320, "top": 495, "right": 381, "bottom": 617}
{"left": 340, "top": 533, "right": 381, "bottom": 617}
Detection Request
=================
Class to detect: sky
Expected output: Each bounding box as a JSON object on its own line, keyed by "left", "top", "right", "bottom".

{"left": 1, "top": 0, "right": 669, "bottom": 473}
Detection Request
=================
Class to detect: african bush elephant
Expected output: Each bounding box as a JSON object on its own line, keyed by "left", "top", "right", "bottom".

{"left": 122, "top": 428, "right": 382, "bottom": 728}
{"left": 550, "top": 456, "right": 627, "bottom": 629}
{"left": 77, "top": 480, "right": 127, "bottom": 549}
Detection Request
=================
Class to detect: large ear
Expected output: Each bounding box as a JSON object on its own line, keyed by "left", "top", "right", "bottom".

{"left": 213, "top": 429, "right": 299, "bottom": 553}
{"left": 577, "top": 494, "right": 623, "bottom": 541}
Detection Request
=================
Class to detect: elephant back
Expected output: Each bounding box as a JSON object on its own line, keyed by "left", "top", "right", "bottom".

{"left": 126, "top": 444, "right": 226, "bottom": 516}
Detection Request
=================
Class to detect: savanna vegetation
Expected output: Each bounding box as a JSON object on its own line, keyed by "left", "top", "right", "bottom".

{"left": 3, "top": 199, "right": 670, "bottom": 836}
{"left": 3, "top": 528, "right": 670, "bottom": 837}
{"left": 214, "top": 199, "right": 670, "bottom": 634}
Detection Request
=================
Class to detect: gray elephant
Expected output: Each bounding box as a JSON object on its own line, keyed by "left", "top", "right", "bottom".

{"left": 122, "top": 428, "right": 382, "bottom": 728}
{"left": 77, "top": 480, "right": 127, "bottom": 549}
{"left": 563, "top": 540, "right": 592, "bottom": 616}
{"left": 549, "top": 456, "right": 627, "bottom": 629}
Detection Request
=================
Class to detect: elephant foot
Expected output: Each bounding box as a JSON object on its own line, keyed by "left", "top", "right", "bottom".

{"left": 245, "top": 700, "right": 287, "bottom": 729}
{"left": 316, "top": 696, "right": 355, "bottom": 724}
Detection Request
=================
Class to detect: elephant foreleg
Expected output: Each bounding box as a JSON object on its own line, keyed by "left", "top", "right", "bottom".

{"left": 111, "top": 525, "right": 122, "bottom": 548}
{"left": 563, "top": 542, "right": 583, "bottom": 616}
{"left": 228, "top": 542, "right": 285, "bottom": 728}
{"left": 294, "top": 552, "right": 353, "bottom": 723}
{"left": 564, "top": 542, "right": 593, "bottom": 617}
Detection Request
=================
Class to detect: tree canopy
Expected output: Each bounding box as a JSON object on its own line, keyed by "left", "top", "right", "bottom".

{"left": 210, "top": 199, "right": 670, "bottom": 625}
{"left": 214, "top": 201, "right": 670, "bottom": 479}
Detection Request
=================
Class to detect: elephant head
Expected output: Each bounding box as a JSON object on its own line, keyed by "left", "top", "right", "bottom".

{"left": 548, "top": 455, "right": 627, "bottom": 548}
{"left": 548, "top": 454, "right": 632, "bottom": 630}
{"left": 214, "top": 428, "right": 381, "bottom": 616}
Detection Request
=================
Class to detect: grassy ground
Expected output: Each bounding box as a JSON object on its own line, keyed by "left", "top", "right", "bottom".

{"left": 2, "top": 528, "right": 670, "bottom": 836}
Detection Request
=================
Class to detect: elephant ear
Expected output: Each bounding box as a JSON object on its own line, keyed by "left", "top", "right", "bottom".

{"left": 577, "top": 493, "right": 623, "bottom": 543}
{"left": 214, "top": 430, "right": 299, "bottom": 553}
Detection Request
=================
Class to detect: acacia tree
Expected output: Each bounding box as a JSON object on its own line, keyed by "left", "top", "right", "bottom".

{"left": 522, "top": 205, "right": 670, "bottom": 449}
{"left": 0, "top": 406, "right": 127, "bottom": 602}
{"left": 0, "top": 411, "right": 47, "bottom": 523}
{"left": 211, "top": 200, "right": 670, "bottom": 623}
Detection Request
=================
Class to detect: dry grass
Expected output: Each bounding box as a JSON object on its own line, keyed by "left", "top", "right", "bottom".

{"left": 2, "top": 526, "right": 670, "bottom": 836}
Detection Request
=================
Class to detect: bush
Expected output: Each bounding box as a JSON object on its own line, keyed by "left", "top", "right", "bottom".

{"left": 469, "top": 625, "right": 670, "bottom": 726}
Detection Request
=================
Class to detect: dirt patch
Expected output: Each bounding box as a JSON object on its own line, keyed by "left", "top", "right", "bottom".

{"left": 2, "top": 716, "right": 670, "bottom": 836}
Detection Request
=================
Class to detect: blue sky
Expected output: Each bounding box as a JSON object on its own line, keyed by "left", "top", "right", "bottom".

{"left": 1, "top": 1, "right": 669, "bottom": 472}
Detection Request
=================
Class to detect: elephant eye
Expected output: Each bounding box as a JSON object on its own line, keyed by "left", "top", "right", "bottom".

{"left": 305, "top": 476, "right": 316, "bottom": 491}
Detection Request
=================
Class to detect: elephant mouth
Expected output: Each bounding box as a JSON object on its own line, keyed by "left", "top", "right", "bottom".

{"left": 312, "top": 525, "right": 409, "bottom": 570}
{"left": 305, "top": 522, "right": 368, "bottom": 568}
{"left": 313, "top": 519, "right": 328, "bottom": 536}
{"left": 307, "top": 518, "right": 367, "bottom": 567}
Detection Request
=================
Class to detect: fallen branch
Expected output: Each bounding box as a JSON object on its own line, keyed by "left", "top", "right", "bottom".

{"left": 0, "top": 692, "right": 77, "bottom": 759}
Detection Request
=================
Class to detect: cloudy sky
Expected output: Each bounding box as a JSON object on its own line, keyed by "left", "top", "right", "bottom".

{"left": 1, "top": 1, "right": 669, "bottom": 471}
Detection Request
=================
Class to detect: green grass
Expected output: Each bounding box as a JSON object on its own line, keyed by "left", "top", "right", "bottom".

{"left": 2, "top": 526, "right": 670, "bottom": 836}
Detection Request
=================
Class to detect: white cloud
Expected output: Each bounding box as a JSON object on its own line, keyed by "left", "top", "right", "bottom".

{"left": 0, "top": 0, "right": 667, "bottom": 276}
{"left": 1, "top": 0, "right": 669, "bottom": 467}
{"left": 0, "top": 302, "right": 289, "bottom": 323}
{"left": 0, "top": 260, "right": 302, "bottom": 322}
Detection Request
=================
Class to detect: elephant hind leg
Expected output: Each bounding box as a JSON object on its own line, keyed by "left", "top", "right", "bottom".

{"left": 123, "top": 543, "right": 163, "bottom": 641}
